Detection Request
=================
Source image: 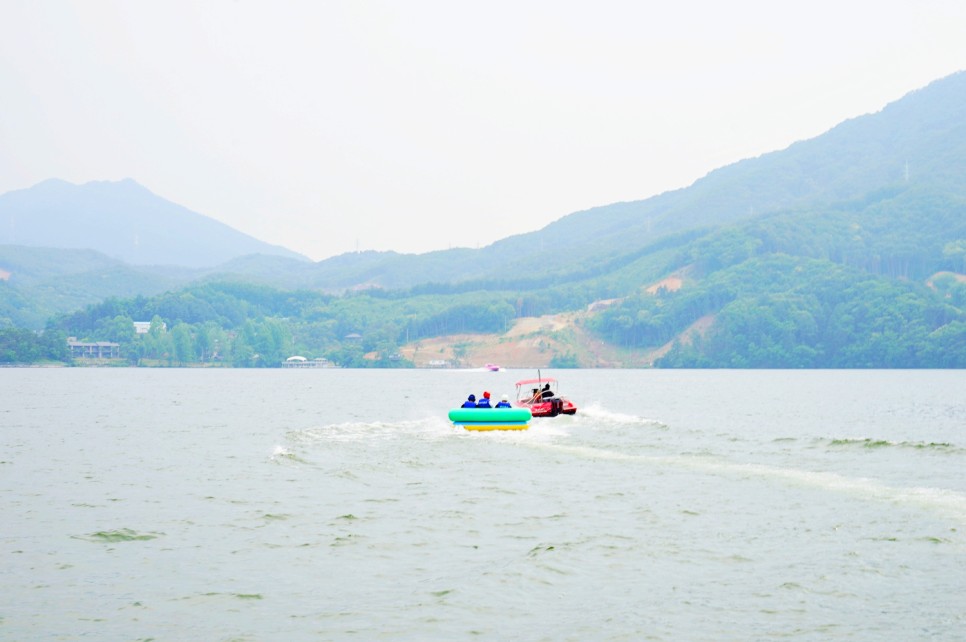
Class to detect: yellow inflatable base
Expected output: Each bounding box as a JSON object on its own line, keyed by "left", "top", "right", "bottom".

{"left": 461, "top": 423, "right": 530, "bottom": 432}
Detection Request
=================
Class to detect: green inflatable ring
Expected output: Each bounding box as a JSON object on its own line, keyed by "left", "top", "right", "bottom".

{"left": 448, "top": 408, "right": 532, "bottom": 423}
{"left": 449, "top": 407, "right": 532, "bottom": 431}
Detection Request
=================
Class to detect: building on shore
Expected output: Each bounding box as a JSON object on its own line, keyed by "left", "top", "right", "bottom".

{"left": 67, "top": 339, "right": 120, "bottom": 359}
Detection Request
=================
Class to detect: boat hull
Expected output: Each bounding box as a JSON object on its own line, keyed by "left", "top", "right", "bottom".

{"left": 517, "top": 399, "right": 578, "bottom": 417}
{"left": 448, "top": 408, "right": 532, "bottom": 431}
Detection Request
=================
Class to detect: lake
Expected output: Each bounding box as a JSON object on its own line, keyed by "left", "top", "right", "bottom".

{"left": 2, "top": 368, "right": 964, "bottom": 640}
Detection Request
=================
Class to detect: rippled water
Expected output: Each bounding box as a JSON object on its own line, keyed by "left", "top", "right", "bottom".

{"left": 2, "top": 368, "right": 964, "bottom": 640}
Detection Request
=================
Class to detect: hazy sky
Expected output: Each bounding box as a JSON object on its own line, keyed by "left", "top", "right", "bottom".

{"left": 2, "top": 1, "right": 965, "bottom": 261}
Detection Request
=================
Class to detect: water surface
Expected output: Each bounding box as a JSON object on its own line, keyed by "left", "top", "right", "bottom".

{"left": 2, "top": 369, "right": 964, "bottom": 640}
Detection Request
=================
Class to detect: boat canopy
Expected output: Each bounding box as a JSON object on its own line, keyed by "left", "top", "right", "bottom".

{"left": 514, "top": 377, "right": 558, "bottom": 387}
{"left": 515, "top": 377, "right": 561, "bottom": 402}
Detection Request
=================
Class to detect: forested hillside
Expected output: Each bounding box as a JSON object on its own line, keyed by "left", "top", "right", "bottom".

{"left": 43, "top": 282, "right": 518, "bottom": 368}
{"left": 0, "top": 245, "right": 196, "bottom": 329}
{"left": 590, "top": 183, "right": 966, "bottom": 366}
{"left": 282, "top": 70, "right": 966, "bottom": 289}
{"left": 3, "top": 71, "right": 966, "bottom": 367}
{"left": 33, "top": 176, "right": 964, "bottom": 368}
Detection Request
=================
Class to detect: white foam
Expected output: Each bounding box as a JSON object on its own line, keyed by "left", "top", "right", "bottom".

{"left": 528, "top": 441, "right": 966, "bottom": 526}
{"left": 719, "top": 461, "right": 966, "bottom": 525}
{"left": 575, "top": 402, "right": 666, "bottom": 428}
{"left": 288, "top": 416, "right": 457, "bottom": 444}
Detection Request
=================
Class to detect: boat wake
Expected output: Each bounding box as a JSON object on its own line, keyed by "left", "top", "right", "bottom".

{"left": 717, "top": 460, "right": 966, "bottom": 525}
{"left": 271, "top": 417, "right": 456, "bottom": 464}
{"left": 576, "top": 402, "right": 668, "bottom": 429}
{"left": 524, "top": 441, "right": 966, "bottom": 526}
{"left": 285, "top": 417, "right": 454, "bottom": 445}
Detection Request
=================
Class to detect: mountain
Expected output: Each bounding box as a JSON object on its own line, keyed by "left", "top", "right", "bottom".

{"left": 294, "top": 70, "right": 966, "bottom": 289}
{"left": 0, "top": 245, "right": 193, "bottom": 328}
{"left": 0, "top": 178, "right": 308, "bottom": 268}
{"left": 141, "top": 63, "right": 964, "bottom": 296}
{"left": 5, "top": 71, "right": 966, "bottom": 367}
{"left": 4, "top": 71, "right": 964, "bottom": 293}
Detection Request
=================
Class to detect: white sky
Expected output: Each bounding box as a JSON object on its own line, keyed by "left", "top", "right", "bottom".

{"left": 2, "top": 1, "right": 965, "bottom": 261}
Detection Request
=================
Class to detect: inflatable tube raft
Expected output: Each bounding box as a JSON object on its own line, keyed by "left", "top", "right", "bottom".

{"left": 448, "top": 408, "right": 532, "bottom": 431}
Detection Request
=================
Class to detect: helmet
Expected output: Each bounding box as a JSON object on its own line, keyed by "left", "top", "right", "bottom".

{"left": 483, "top": 391, "right": 491, "bottom": 398}
{"left": 468, "top": 394, "right": 476, "bottom": 401}
{"left": 501, "top": 394, "right": 509, "bottom": 401}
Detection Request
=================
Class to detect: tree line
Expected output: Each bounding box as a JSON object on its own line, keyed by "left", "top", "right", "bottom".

{"left": 3, "top": 183, "right": 965, "bottom": 368}
{"left": 0, "top": 282, "right": 535, "bottom": 367}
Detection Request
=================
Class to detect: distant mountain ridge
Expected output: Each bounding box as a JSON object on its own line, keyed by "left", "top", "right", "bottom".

{"left": 3, "top": 70, "right": 966, "bottom": 339}
{"left": 296, "top": 69, "right": 966, "bottom": 288}
{"left": 248, "top": 70, "right": 966, "bottom": 291}
{"left": 3, "top": 71, "right": 965, "bottom": 290}
{"left": 0, "top": 178, "right": 308, "bottom": 268}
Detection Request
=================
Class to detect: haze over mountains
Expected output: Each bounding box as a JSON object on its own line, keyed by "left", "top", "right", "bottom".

{"left": 2, "top": 71, "right": 966, "bottom": 368}
{"left": 5, "top": 71, "right": 965, "bottom": 289}
{"left": 0, "top": 178, "right": 307, "bottom": 268}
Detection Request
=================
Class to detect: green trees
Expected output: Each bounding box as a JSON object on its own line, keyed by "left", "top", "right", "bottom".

{"left": 46, "top": 281, "right": 501, "bottom": 367}
{"left": 409, "top": 301, "right": 515, "bottom": 338}
{"left": 12, "top": 179, "right": 966, "bottom": 369}
{"left": 171, "top": 323, "right": 195, "bottom": 366}
{"left": 587, "top": 182, "right": 966, "bottom": 368}
{"left": 652, "top": 256, "right": 966, "bottom": 368}
{"left": 587, "top": 281, "right": 734, "bottom": 349}
{"left": 249, "top": 318, "right": 293, "bottom": 367}
{"left": 0, "top": 328, "right": 68, "bottom": 363}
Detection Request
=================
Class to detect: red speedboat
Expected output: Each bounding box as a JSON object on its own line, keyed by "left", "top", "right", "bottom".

{"left": 514, "top": 377, "right": 577, "bottom": 417}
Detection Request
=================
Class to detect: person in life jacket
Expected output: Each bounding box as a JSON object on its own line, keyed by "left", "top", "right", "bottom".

{"left": 461, "top": 394, "right": 477, "bottom": 408}
{"left": 495, "top": 393, "right": 512, "bottom": 408}
{"left": 476, "top": 391, "right": 492, "bottom": 408}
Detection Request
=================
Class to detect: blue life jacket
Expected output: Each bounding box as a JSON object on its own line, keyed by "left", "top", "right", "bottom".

{"left": 476, "top": 399, "right": 492, "bottom": 408}
{"left": 495, "top": 401, "right": 512, "bottom": 408}
{"left": 461, "top": 400, "right": 476, "bottom": 408}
